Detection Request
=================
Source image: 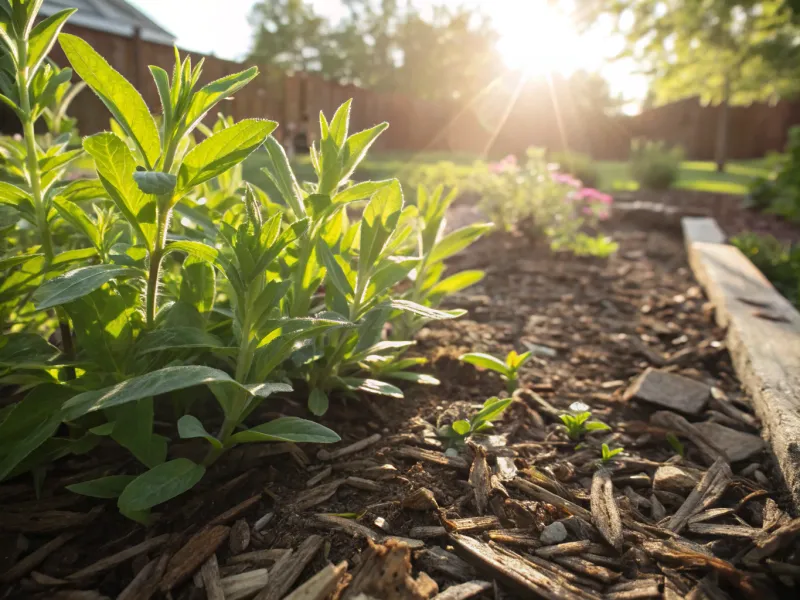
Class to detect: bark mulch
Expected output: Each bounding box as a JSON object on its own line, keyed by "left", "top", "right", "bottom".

{"left": 1, "top": 201, "right": 799, "bottom": 599}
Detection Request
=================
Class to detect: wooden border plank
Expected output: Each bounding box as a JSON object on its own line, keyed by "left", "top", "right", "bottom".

{"left": 683, "top": 217, "right": 800, "bottom": 509}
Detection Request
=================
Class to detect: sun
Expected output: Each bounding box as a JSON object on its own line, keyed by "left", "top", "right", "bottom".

{"left": 493, "top": 2, "right": 589, "bottom": 76}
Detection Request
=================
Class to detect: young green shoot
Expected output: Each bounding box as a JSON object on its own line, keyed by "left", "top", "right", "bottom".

{"left": 439, "top": 396, "right": 513, "bottom": 447}
{"left": 460, "top": 349, "right": 532, "bottom": 393}
{"left": 559, "top": 402, "right": 610, "bottom": 441}
{"left": 600, "top": 443, "right": 623, "bottom": 465}
{"left": 666, "top": 432, "right": 685, "bottom": 458}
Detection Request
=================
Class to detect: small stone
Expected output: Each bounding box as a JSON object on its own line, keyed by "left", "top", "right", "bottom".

{"left": 624, "top": 368, "right": 710, "bottom": 415}
{"left": 653, "top": 466, "right": 700, "bottom": 494}
{"left": 229, "top": 519, "right": 250, "bottom": 555}
{"left": 540, "top": 521, "right": 568, "bottom": 545}
{"left": 693, "top": 422, "right": 764, "bottom": 462}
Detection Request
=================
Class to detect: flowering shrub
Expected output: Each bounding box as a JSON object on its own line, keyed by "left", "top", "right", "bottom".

{"left": 471, "top": 149, "right": 617, "bottom": 257}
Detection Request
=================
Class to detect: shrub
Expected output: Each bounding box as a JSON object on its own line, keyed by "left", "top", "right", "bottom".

{"left": 550, "top": 151, "right": 600, "bottom": 188}
{"left": 0, "top": 1, "right": 482, "bottom": 520}
{"left": 629, "top": 139, "right": 683, "bottom": 190}
{"left": 730, "top": 233, "right": 800, "bottom": 307}
{"left": 745, "top": 127, "right": 800, "bottom": 221}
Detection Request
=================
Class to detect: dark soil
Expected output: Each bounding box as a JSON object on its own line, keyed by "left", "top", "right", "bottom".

{"left": 1, "top": 193, "right": 799, "bottom": 600}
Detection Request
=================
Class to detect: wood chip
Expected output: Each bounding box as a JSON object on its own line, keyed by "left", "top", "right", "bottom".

{"left": 118, "top": 551, "right": 170, "bottom": 600}
{"left": 402, "top": 488, "right": 439, "bottom": 511}
{"left": 624, "top": 368, "right": 710, "bottom": 415}
{"left": 692, "top": 421, "right": 765, "bottom": 462}
{"left": 253, "top": 512, "right": 274, "bottom": 532}
{"left": 487, "top": 529, "right": 542, "bottom": 548}
{"left": 511, "top": 477, "right": 592, "bottom": 520}
{"left": 312, "top": 514, "right": 382, "bottom": 541}
{"left": 345, "top": 476, "right": 382, "bottom": 492}
{"left": 294, "top": 479, "right": 346, "bottom": 511}
{"left": 535, "top": 540, "right": 595, "bottom": 559}
{"left": 709, "top": 387, "right": 759, "bottom": 429}
{"left": 1, "top": 532, "right": 74, "bottom": 583}
{"left": 283, "top": 560, "right": 349, "bottom": 600}
{"left": 408, "top": 526, "right": 447, "bottom": 539}
{"left": 207, "top": 494, "right": 262, "bottom": 527}
{"left": 343, "top": 539, "right": 438, "bottom": 600}
{"left": 552, "top": 555, "right": 620, "bottom": 584}
{"left": 0, "top": 507, "right": 101, "bottom": 533}
{"left": 650, "top": 411, "right": 727, "bottom": 465}
{"left": 687, "top": 523, "right": 760, "bottom": 538}
{"left": 160, "top": 525, "right": 230, "bottom": 592}
{"left": 745, "top": 517, "right": 800, "bottom": 562}
{"left": 306, "top": 466, "right": 332, "bottom": 487}
{"left": 667, "top": 458, "right": 731, "bottom": 533}
{"left": 395, "top": 446, "right": 469, "bottom": 469}
{"left": 255, "top": 535, "right": 322, "bottom": 600}
{"left": 229, "top": 519, "right": 251, "bottom": 555}
{"left": 415, "top": 546, "right": 477, "bottom": 582}
{"left": 431, "top": 580, "right": 492, "bottom": 600}
{"left": 444, "top": 516, "right": 500, "bottom": 533}
{"left": 67, "top": 534, "right": 169, "bottom": 581}
{"left": 221, "top": 568, "right": 269, "bottom": 600}
{"left": 317, "top": 433, "right": 381, "bottom": 461}
{"left": 468, "top": 444, "right": 491, "bottom": 515}
{"left": 590, "top": 469, "right": 623, "bottom": 552}
{"left": 199, "top": 554, "right": 225, "bottom": 600}
{"left": 228, "top": 549, "right": 291, "bottom": 567}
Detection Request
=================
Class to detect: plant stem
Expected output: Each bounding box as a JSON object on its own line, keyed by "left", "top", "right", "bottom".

{"left": 145, "top": 202, "right": 171, "bottom": 327}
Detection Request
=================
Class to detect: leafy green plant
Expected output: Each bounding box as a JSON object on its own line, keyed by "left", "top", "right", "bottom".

{"left": 438, "top": 396, "right": 513, "bottom": 447}
{"left": 666, "top": 432, "right": 685, "bottom": 458}
{"left": 629, "top": 139, "right": 683, "bottom": 190}
{"left": 559, "top": 402, "right": 611, "bottom": 441}
{"left": 551, "top": 150, "right": 599, "bottom": 188}
{"left": 600, "top": 442, "right": 623, "bottom": 464}
{"left": 731, "top": 232, "right": 800, "bottom": 307}
{"left": 746, "top": 127, "right": 800, "bottom": 221}
{"left": 460, "top": 349, "right": 531, "bottom": 393}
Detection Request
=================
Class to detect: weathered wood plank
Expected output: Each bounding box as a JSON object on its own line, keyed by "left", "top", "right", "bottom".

{"left": 684, "top": 217, "right": 800, "bottom": 508}
{"left": 682, "top": 217, "right": 725, "bottom": 244}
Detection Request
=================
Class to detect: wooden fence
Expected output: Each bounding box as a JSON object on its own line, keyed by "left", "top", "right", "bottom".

{"left": 25, "top": 24, "right": 800, "bottom": 161}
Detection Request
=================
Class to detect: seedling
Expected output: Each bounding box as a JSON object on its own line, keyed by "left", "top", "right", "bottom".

{"left": 666, "top": 432, "right": 685, "bottom": 457}
{"left": 600, "top": 443, "right": 624, "bottom": 464}
{"left": 559, "top": 402, "right": 611, "bottom": 441}
{"left": 460, "top": 350, "right": 532, "bottom": 393}
{"left": 438, "top": 396, "right": 513, "bottom": 447}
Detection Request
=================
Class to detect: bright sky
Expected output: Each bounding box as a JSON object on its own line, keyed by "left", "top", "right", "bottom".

{"left": 129, "top": 0, "right": 647, "bottom": 111}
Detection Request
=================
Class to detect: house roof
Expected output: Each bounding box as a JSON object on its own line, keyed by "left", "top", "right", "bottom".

{"left": 41, "top": 0, "right": 176, "bottom": 45}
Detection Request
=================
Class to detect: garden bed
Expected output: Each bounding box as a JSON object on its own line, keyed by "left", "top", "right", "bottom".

{"left": 2, "top": 211, "right": 799, "bottom": 599}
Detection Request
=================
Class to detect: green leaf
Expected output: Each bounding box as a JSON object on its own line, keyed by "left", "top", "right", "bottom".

{"left": 328, "top": 99, "right": 351, "bottom": 147}
{"left": 51, "top": 247, "right": 99, "bottom": 266}
{"left": 61, "top": 365, "right": 240, "bottom": 421}
{"left": 341, "top": 377, "right": 403, "bottom": 398}
{"left": 135, "top": 327, "right": 224, "bottom": 354}
{"left": 452, "top": 420, "right": 471, "bottom": 436}
{"left": 179, "top": 119, "right": 277, "bottom": 191}
{"left": 84, "top": 132, "right": 156, "bottom": 248}
{"left": 229, "top": 416, "right": 340, "bottom": 444}
{"left": 0, "top": 333, "right": 59, "bottom": 367}
{"left": 27, "top": 9, "right": 76, "bottom": 74}
{"left": 385, "top": 371, "right": 440, "bottom": 385}
{"left": 430, "top": 270, "right": 485, "bottom": 296}
{"left": 459, "top": 352, "right": 509, "bottom": 375}
{"left": 133, "top": 171, "right": 177, "bottom": 196}
{"left": 55, "top": 178, "right": 107, "bottom": 203}
{"left": 180, "top": 259, "right": 216, "bottom": 314}
{"left": 317, "top": 240, "right": 354, "bottom": 299}
{"left": 472, "top": 397, "right": 513, "bottom": 426}
{"left": 384, "top": 299, "right": 464, "bottom": 321}
{"left": 359, "top": 180, "right": 403, "bottom": 278}
{"left": 429, "top": 223, "right": 494, "bottom": 264}
{"left": 585, "top": 421, "right": 611, "bottom": 433}
{"left": 67, "top": 475, "right": 136, "bottom": 499}
{"left": 340, "top": 123, "right": 389, "bottom": 183}
{"left": 59, "top": 34, "right": 160, "bottom": 167}
{"left": 117, "top": 458, "right": 205, "bottom": 513}
{"left": 0, "top": 253, "right": 42, "bottom": 271}
{"left": 262, "top": 137, "right": 304, "bottom": 218}
{"left": 332, "top": 180, "right": 392, "bottom": 205}
{"left": 164, "top": 240, "right": 229, "bottom": 273}
{"left": 308, "top": 389, "right": 329, "bottom": 417}
{"left": 177, "top": 415, "right": 222, "bottom": 449}
{"left": 184, "top": 67, "right": 259, "bottom": 133}
{"left": 33, "top": 265, "right": 137, "bottom": 310}
{"left": 0, "top": 180, "right": 32, "bottom": 207}
{"left": 53, "top": 198, "right": 101, "bottom": 249}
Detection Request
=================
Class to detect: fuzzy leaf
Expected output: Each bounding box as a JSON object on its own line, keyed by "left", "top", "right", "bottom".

{"left": 429, "top": 223, "right": 494, "bottom": 264}
{"left": 67, "top": 475, "right": 137, "bottom": 499}
{"left": 308, "top": 389, "right": 329, "bottom": 417}
{"left": 133, "top": 171, "right": 177, "bottom": 196}
{"left": 33, "top": 265, "right": 137, "bottom": 310}
{"left": 177, "top": 415, "right": 222, "bottom": 449}
{"left": 229, "top": 416, "right": 340, "bottom": 444}
{"left": 117, "top": 458, "right": 205, "bottom": 512}
{"left": 459, "top": 353, "right": 509, "bottom": 375}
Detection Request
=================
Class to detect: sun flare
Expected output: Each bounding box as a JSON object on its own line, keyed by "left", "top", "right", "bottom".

{"left": 494, "top": 2, "right": 587, "bottom": 76}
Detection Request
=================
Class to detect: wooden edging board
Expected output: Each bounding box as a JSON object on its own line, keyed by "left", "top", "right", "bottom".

{"left": 682, "top": 217, "right": 800, "bottom": 509}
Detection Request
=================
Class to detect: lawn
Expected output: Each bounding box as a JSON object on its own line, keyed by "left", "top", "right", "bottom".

{"left": 596, "top": 159, "right": 771, "bottom": 195}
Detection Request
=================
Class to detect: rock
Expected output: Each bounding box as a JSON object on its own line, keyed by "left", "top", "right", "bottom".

{"left": 693, "top": 422, "right": 765, "bottom": 462}
{"left": 624, "top": 368, "right": 710, "bottom": 415}
{"left": 539, "top": 521, "right": 568, "bottom": 545}
{"left": 653, "top": 466, "right": 700, "bottom": 494}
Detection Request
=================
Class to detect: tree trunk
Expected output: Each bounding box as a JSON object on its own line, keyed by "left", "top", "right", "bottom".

{"left": 715, "top": 75, "right": 730, "bottom": 173}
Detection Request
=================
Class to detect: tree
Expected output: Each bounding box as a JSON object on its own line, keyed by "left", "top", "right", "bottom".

{"left": 247, "top": 0, "right": 326, "bottom": 72}
{"left": 583, "top": 0, "right": 800, "bottom": 170}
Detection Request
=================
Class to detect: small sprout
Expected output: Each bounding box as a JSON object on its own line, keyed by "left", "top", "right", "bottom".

{"left": 438, "top": 396, "right": 513, "bottom": 447}
{"left": 559, "top": 405, "right": 610, "bottom": 441}
{"left": 460, "top": 349, "right": 532, "bottom": 393}
{"left": 666, "top": 432, "right": 685, "bottom": 457}
{"left": 600, "top": 443, "right": 624, "bottom": 464}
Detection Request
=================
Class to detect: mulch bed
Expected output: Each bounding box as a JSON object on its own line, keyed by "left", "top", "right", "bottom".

{"left": 1, "top": 193, "right": 799, "bottom": 599}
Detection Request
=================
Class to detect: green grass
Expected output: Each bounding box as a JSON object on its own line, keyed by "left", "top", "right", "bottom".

{"left": 596, "top": 160, "right": 771, "bottom": 195}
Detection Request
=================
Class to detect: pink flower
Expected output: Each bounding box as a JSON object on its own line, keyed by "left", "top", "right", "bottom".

{"left": 582, "top": 206, "right": 594, "bottom": 216}
{"left": 597, "top": 209, "right": 610, "bottom": 220}
{"left": 552, "top": 172, "right": 581, "bottom": 187}
{"left": 578, "top": 188, "right": 613, "bottom": 204}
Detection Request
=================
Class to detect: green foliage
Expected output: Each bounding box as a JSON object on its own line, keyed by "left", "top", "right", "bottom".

{"left": 438, "top": 397, "right": 513, "bottom": 447}
{"left": 666, "top": 432, "right": 685, "bottom": 458}
{"left": 731, "top": 232, "right": 800, "bottom": 306}
{"left": 0, "top": 1, "right": 480, "bottom": 520}
{"left": 460, "top": 350, "right": 531, "bottom": 393}
{"left": 551, "top": 151, "right": 600, "bottom": 188}
{"left": 559, "top": 403, "right": 611, "bottom": 441}
{"left": 630, "top": 139, "right": 684, "bottom": 190}
{"left": 746, "top": 126, "right": 800, "bottom": 220}
{"left": 600, "top": 443, "right": 624, "bottom": 464}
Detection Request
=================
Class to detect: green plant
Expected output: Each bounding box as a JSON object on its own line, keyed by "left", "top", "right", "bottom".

{"left": 551, "top": 150, "right": 599, "bottom": 188}
{"left": 629, "top": 139, "right": 683, "bottom": 190}
{"left": 460, "top": 349, "right": 531, "bottom": 393}
{"left": 747, "top": 126, "right": 800, "bottom": 221}
{"left": 600, "top": 443, "right": 623, "bottom": 464}
{"left": 731, "top": 232, "right": 800, "bottom": 307}
{"left": 559, "top": 402, "right": 611, "bottom": 441}
{"left": 666, "top": 432, "right": 685, "bottom": 457}
{"left": 437, "top": 396, "right": 513, "bottom": 447}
